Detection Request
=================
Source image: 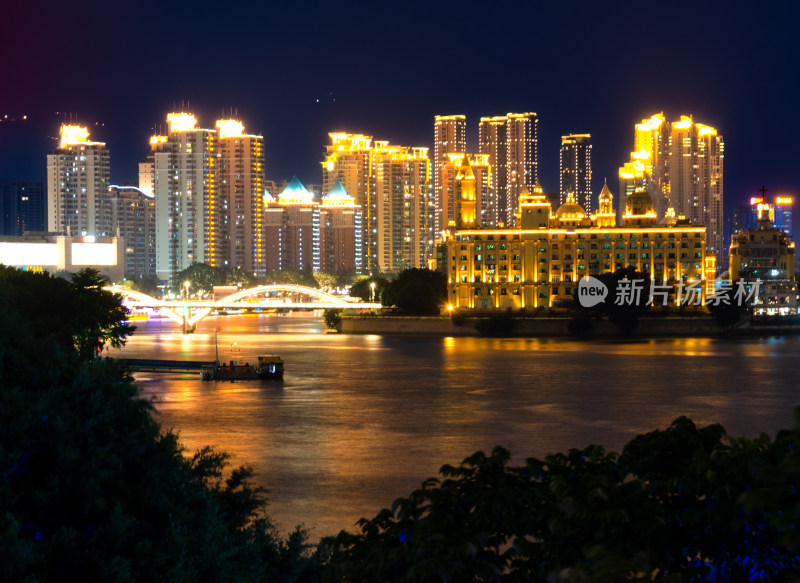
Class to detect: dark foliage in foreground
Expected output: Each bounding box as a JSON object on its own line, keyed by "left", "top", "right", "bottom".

{"left": 381, "top": 268, "right": 446, "bottom": 315}
{"left": 0, "top": 266, "right": 320, "bottom": 582}
{"left": 4, "top": 266, "right": 800, "bottom": 582}
{"left": 323, "top": 414, "right": 800, "bottom": 582}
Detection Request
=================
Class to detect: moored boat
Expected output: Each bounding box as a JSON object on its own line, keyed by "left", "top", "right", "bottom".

{"left": 257, "top": 355, "right": 284, "bottom": 380}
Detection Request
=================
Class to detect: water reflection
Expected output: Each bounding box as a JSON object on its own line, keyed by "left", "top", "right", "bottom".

{"left": 114, "top": 313, "right": 800, "bottom": 539}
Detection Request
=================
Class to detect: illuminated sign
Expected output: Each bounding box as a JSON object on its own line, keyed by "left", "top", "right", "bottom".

{"left": 776, "top": 197, "right": 793, "bottom": 205}
{"left": 750, "top": 197, "right": 764, "bottom": 205}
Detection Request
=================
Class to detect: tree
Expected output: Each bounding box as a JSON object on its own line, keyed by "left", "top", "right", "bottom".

{"left": 349, "top": 276, "right": 389, "bottom": 303}
{"left": 0, "top": 266, "right": 135, "bottom": 363}
{"left": 706, "top": 285, "right": 746, "bottom": 328}
{"left": 0, "top": 266, "right": 321, "bottom": 582}
{"left": 263, "top": 269, "right": 318, "bottom": 288}
{"left": 576, "top": 267, "right": 652, "bottom": 335}
{"left": 122, "top": 275, "right": 162, "bottom": 297}
{"left": 175, "top": 262, "right": 222, "bottom": 295}
{"left": 223, "top": 267, "right": 255, "bottom": 288}
{"left": 323, "top": 416, "right": 800, "bottom": 582}
{"left": 323, "top": 309, "right": 342, "bottom": 330}
{"left": 381, "top": 269, "right": 446, "bottom": 315}
{"left": 314, "top": 272, "right": 338, "bottom": 291}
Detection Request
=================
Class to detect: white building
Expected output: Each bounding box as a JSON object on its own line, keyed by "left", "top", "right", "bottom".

{"left": 140, "top": 113, "right": 216, "bottom": 284}
{"left": 0, "top": 234, "right": 124, "bottom": 281}
{"left": 47, "top": 125, "right": 111, "bottom": 237}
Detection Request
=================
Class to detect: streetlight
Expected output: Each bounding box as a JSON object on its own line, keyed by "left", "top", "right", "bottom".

{"left": 181, "top": 280, "right": 192, "bottom": 334}
{"left": 231, "top": 341, "right": 238, "bottom": 365}
{"left": 370, "top": 281, "right": 376, "bottom": 303}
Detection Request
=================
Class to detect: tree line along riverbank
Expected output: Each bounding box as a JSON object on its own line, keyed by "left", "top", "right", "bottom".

{"left": 338, "top": 313, "right": 800, "bottom": 338}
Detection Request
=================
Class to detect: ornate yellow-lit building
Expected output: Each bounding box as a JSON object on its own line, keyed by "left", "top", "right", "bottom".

{"left": 439, "top": 153, "right": 492, "bottom": 230}
{"left": 729, "top": 218, "right": 796, "bottom": 316}
{"left": 437, "top": 181, "right": 715, "bottom": 310}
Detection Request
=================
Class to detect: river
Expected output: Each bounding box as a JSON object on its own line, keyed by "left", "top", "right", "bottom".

{"left": 113, "top": 312, "right": 800, "bottom": 540}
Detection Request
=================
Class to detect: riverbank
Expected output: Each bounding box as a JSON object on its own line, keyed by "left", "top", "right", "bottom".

{"left": 340, "top": 313, "right": 800, "bottom": 338}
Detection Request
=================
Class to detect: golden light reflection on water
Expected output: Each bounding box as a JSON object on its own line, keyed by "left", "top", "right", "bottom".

{"left": 116, "top": 314, "right": 800, "bottom": 538}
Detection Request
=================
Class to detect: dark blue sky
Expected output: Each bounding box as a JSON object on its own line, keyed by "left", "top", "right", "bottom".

{"left": 2, "top": 0, "right": 798, "bottom": 220}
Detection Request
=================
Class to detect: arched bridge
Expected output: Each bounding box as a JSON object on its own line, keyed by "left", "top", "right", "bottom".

{"left": 105, "top": 284, "right": 380, "bottom": 332}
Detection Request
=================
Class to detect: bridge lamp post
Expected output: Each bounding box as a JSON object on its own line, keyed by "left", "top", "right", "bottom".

{"left": 370, "top": 282, "right": 376, "bottom": 303}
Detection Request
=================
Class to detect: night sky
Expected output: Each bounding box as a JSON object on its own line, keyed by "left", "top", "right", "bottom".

{"left": 2, "top": 1, "right": 798, "bottom": 223}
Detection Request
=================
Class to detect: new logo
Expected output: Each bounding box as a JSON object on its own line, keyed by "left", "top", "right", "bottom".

{"left": 578, "top": 275, "right": 608, "bottom": 308}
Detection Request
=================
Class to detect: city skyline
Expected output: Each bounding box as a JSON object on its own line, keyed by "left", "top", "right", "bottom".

{"left": 1, "top": 1, "right": 797, "bottom": 226}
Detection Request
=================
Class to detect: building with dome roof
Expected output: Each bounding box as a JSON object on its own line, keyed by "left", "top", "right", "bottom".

{"left": 435, "top": 179, "right": 715, "bottom": 310}
{"left": 264, "top": 177, "right": 319, "bottom": 272}
{"left": 263, "top": 177, "right": 363, "bottom": 274}
{"left": 553, "top": 191, "right": 589, "bottom": 229}
{"left": 319, "top": 180, "right": 362, "bottom": 274}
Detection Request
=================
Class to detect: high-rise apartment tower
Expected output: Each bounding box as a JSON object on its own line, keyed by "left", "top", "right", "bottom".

{"left": 479, "top": 112, "right": 538, "bottom": 226}
{"left": 559, "top": 134, "right": 592, "bottom": 212}
{"left": 47, "top": 125, "right": 111, "bottom": 237}
{"left": 619, "top": 113, "right": 723, "bottom": 255}
{"left": 433, "top": 115, "right": 467, "bottom": 235}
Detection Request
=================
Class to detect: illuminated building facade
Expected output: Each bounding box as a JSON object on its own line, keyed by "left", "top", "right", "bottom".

{"left": 47, "top": 125, "right": 111, "bottom": 237}
{"left": 433, "top": 115, "right": 467, "bottom": 234}
{"left": 505, "top": 113, "right": 538, "bottom": 226}
{"left": 559, "top": 134, "right": 592, "bottom": 211}
{"left": 729, "top": 219, "right": 796, "bottom": 315}
{"left": 775, "top": 196, "right": 793, "bottom": 238}
{"left": 479, "top": 116, "right": 507, "bottom": 224}
{"left": 438, "top": 181, "right": 713, "bottom": 310}
{"left": 263, "top": 177, "right": 319, "bottom": 272}
{"left": 108, "top": 185, "right": 156, "bottom": 278}
{"left": 619, "top": 113, "right": 724, "bottom": 257}
{"left": 322, "top": 133, "right": 373, "bottom": 270}
{"left": 479, "top": 112, "right": 538, "bottom": 226}
{"left": 322, "top": 133, "right": 432, "bottom": 273}
{"left": 618, "top": 113, "right": 670, "bottom": 218}
{"left": 1, "top": 181, "right": 46, "bottom": 236}
{"left": 372, "top": 142, "right": 432, "bottom": 272}
{"left": 439, "top": 153, "right": 493, "bottom": 229}
{"left": 319, "top": 180, "right": 362, "bottom": 275}
{"left": 214, "top": 119, "right": 266, "bottom": 276}
{"left": 141, "top": 112, "right": 216, "bottom": 283}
